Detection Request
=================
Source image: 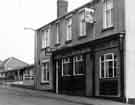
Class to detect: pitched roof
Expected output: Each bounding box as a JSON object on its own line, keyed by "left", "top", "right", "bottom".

{"left": 3, "top": 57, "right": 29, "bottom": 71}
{"left": 36, "top": 0, "right": 97, "bottom": 31}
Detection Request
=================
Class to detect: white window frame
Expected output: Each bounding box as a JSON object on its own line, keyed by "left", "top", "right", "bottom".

{"left": 73, "top": 55, "right": 84, "bottom": 76}
{"left": 103, "top": 0, "right": 113, "bottom": 29}
{"left": 42, "top": 30, "right": 46, "bottom": 48}
{"left": 42, "top": 27, "right": 50, "bottom": 48}
{"left": 79, "top": 10, "right": 86, "bottom": 37}
{"left": 66, "top": 16, "right": 72, "bottom": 41}
{"left": 56, "top": 22, "right": 60, "bottom": 44}
{"left": 99, "top": 53, "right": 117, "bottom": 79}
{"left": 41, "top": 61, "right": 49, "bottom": 83}
{"left": 62, "top": 58, "right": 72, "bottom": 77}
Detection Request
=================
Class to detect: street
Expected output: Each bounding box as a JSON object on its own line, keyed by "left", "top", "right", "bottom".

{"left": 0, "top": 85, "right": 84, "bottom": 105}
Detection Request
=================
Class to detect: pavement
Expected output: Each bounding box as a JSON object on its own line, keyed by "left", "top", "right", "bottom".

{"left": 1, "top": 84, "right": 129, "bottom": 105}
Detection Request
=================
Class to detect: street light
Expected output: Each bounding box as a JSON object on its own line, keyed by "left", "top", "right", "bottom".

{"left": 24, "top": 27, "right": 37, "bottom": 64}
{"left": 24, "top": 27, "right": 37, "bottom": 88}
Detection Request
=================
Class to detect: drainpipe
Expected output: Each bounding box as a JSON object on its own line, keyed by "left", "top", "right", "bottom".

{"left": 56, "top": 61, "right": 59, "bottom": 94}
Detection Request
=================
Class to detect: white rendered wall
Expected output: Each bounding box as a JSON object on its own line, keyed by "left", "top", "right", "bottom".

{"left": 125, "top": 0, "right": 135, "bottom": 100}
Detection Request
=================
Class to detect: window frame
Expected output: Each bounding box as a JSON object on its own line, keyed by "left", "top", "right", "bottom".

{"left": 56, "top": 22, "right": 60, "bottom": 44}
{"left": 41, "top": 61, "right": 49, "bottom": 83}
{"left": 73, "top": 55, "right": 84, "bottom": 76}
{"left": 42, "top": 30, "right": 46, "bottom": 48}
{"left": 41, "top": 27, "right": 50, "bottom": 49}
{"left": 103, "top": 0, "right": 114, "bottom": 29}
{"left": 99, "top": 53, "right": 118, "bottom": 79}
{"left": 66, "top": 16, "right": 72, "bottom": 41}
{"left": 79, "top": 9, "right": 86, "bottom": 37}
{"left": 62, "top": 57, "right": 72, "bottom": 77}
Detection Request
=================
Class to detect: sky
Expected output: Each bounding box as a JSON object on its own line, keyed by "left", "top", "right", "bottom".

{"left": 0, "top": 0, "right": 91, "bottom": 64}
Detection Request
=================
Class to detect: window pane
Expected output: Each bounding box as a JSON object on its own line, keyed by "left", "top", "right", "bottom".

{"left": 63, "top": 63, "right": 72, "bottom": 75}
{"left": 41, "top": 63, "right": 49, "bottom": 82}
{"left": 43, "top": 64, "right": 46, "bottom": 80}
{"left": 101, "top": 62, "right": 104, "bottom": 78}
{"left": 47, "top": 29, "right": 50, "bottom": 47}
{"left": 108, "top": 61, "right": 113, "bottom": 77}
{"left": 107, "top": 10, "right": 113, "bottom": 27}
{"left": 80, "top": 11, "right": 86, "bottom": 36}
{"left": 45, "top": 31, "right": 47, "bottom": 48}
{"left": 101, "top": 56, "right": 104, "bottom": 61}
{"left": 75, "top": 61, "right": 84, "bottom": 74}
{"left": 83, "top": 21, "right": 86, "bottom": 35}
{"left": 66, "top": 18, "right": 72, "bottom": 41}
{"left": 47, "top": 71, "right": 49, "bottom": 81}
{"left": 103, "top": 0, "right": 113, "bottom": 28}
{"left": 114, "top": 54, "right": 117, "bottom": 77}
{"left": 105, "top": 54, "right": 112, "bottom": 59}
{"left": 56, "top": 23, "right": 60, "bottom": 44}
{"left": 100, "top": 53, "right": 118, "bottom": 79}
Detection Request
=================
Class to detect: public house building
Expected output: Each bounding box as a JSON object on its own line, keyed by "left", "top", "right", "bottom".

{"left": 34, "top": 0, "right": 135, "bottom": 104}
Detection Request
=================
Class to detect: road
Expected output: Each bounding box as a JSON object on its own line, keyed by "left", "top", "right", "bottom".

{"left": 0, "top": 85, "right": 84, "bottom": 105}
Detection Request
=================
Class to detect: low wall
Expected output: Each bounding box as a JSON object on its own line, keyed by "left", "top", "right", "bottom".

{"left": 4, "top": 80, "right": 34, "bottom": 89}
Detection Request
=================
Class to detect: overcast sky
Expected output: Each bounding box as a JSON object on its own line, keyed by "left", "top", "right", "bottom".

{"left": 0, "top": 0, "right": 91, "bottom": 64}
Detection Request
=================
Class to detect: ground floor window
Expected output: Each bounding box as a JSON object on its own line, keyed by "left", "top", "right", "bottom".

{"left": 99, "top": 53, "right": 118, "bottom": 79}
{"left": 62, "top": 55, "right": 85, "bottom": 76}
{"left": 41, "top": 62, "right": 49, "bottom": 82}
{"left": 62, "top": 58, "right": 72, "bottom": 76}
{"left": 73, "top": 55, "right": 84, "bottom": 75}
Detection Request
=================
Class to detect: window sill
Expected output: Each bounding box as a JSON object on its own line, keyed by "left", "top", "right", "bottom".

{"left": 41, "top": 47, "right": 49, "bottom": 51}
{"left": 62, "top": 75, "right": 72, "bottom": 77}
{"left": 99, "top": 78, "right": 118, "bottom": 80}
{"left": 102, "top": 26, "right": 114, "bottom": 32}
{"left": 73, "top": 74, "right": 84, "bottom": 76}
{"left": 55, "top": 43, "right": 60, "bottom": 47}
{"left": 65, "top": 40, "right": 72, "bottom": 44}
{"left": 40, "top": 81, "right": 49, "bottom": 85}
{"left": 78, "top": 35, "right": 87, "bottom": 39}
{"left": 41, "top": 48, "right": 46, "bottom": 51}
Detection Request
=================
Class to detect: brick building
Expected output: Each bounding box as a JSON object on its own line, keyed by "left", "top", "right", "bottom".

{"left": 34, "top": 0, "right": 135, "bottom": 104}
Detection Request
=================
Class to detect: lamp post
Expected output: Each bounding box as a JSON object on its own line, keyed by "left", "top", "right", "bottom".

{"left": 24, "top": 27, "right": 37, "bottom": 88}
{"left": 24, "top": 27, "right": 37, "bottom": 65}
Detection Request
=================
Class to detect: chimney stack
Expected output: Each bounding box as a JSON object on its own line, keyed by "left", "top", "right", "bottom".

{"left": 57, "top": 0, "right": 68, "bottom": 18}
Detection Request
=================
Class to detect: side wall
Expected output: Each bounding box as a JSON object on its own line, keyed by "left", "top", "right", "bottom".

{"left": 125, "top": 0, "right": 135, "bottom": 104}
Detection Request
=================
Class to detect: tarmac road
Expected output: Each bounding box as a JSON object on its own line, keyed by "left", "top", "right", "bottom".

{"left": 0, "top": 85, "right": 85, "bottom": 105}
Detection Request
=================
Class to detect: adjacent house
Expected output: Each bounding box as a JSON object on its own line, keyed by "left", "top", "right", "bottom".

{"left": 3, "top": 57, "right": 29, "bottom": 81}
{"left": 0, "top": 60, "right": 5, "bottom": 81}
{"left": 0, "top": 57, "right": 35, "bottom": 86}
{"left": 34, "top": 0, "right": 135, "bottom": 104}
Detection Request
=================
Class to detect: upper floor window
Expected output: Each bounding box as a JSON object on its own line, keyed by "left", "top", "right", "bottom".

{"left": 42, "top": 28, "right": 50, "bottom": 48}
{"left": 41, "top": 62, "right": 49, "bottom": 82}
{"left": 99, "top": 53, "right": 118, "bottom": 79}
{"left": 103, "top": 0, "right": 113, "bottom": 29}
{"left": 56, "top": 22, "right": 60, "bottom": 44}
{"left": 79, "top": 11, "right": 86, "bottom": 37}
{"left": 66, "top": 17, "right": 72, "bottom": 41}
